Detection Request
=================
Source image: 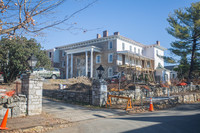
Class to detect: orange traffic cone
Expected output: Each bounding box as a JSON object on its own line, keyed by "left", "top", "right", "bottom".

{"left": 0, "top": 109, "right": 9, "bottom": 130}
{"left": 149, "top": 98, "right": 154, "bottom": 111}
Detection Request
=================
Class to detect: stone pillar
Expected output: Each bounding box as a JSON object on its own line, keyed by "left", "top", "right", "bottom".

{"left": 21, "top": 74, "right": 43, "bottom": 116}
{"left": 92, "top": 80, "right": 107, "bottom": 106}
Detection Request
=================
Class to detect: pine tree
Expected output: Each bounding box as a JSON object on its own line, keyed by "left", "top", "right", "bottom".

{"left": 167, "top": 2, "right": 200, "bottom": 80}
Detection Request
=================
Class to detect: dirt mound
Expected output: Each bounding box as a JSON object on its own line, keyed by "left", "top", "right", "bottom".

{"left": 64, "top": 83, "right": 91, "bottom": 92}
{"left": 44, "top": 77, "right": 92, "bottom": 91}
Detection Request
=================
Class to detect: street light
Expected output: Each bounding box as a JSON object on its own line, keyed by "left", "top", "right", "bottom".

{"left": 96, "top": 65, "right": 104, "bottom": 79}
{"left": 27, "top": 54, "right": 38, "bottom": 72}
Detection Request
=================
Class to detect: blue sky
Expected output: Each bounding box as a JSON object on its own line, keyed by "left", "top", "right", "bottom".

{"left": 37, "top": 0, "right": 199, "bottom": 58}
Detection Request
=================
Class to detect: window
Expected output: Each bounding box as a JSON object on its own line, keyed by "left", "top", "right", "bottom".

{"left": 108, "top": 68, "right": 113, "bottom": 77}
{"left": 49, "top": 52, "right": 52, "bottom": 58}
{"left": 134, "top": 47, "right": 136, "bottom": 53}
{"left": 136, "top": 59, "right": 138, "bottom": 65}
{"left": 62, "top": 61, "right": 65, "bottom": 67}
{"left": 147, "top": 61, "right": 150, "bottom": 68}
{"left": 39, "top": 68, "right": 44, "bottom": 71}
{"left": 77, "top": 58, "right": 80, "bottom": 66}
{"left": 62, "top": 51, "right": 65, "bottom": 57}
{"left": 108, "top": 41, "right": 113, "bottom": 49}
{"left": 96, "top": 55, "right": 101, "bottom": 63}
{"left": 130, "top": 46, "right": 132, "bottom": 51}
{"left": 122, "top": 43, "right": 125, "bottom": 50}
{"left": 138, "top": 49, "right": 140, "bottom": 54}
{"left": 130, "top": 57, "right": 132, "bottom": 64}
{"left": 108, "top": 53, "right": 113, "bottom": 63}
{"left": 156, "top": 50, "right": 158, "bottom": 55}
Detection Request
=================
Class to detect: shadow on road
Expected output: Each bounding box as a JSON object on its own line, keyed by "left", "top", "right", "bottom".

{"left": 114, "top": 114, "right": 200, "bottom": 133}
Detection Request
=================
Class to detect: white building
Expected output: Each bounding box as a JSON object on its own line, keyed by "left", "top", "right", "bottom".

{"left": 47, "top": 31, "right": 170, "bottom": 82}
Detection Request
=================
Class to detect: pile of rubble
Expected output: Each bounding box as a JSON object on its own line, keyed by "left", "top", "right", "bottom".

{"left": 0, "top": 90, "right": 27, "bottom": 118}
{"left": 44, "top": 77, "right": 92, "bottom": 91}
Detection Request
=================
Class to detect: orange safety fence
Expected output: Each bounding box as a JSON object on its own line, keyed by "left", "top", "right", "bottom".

{"left": 106, "top": 95, "right": 132, "bottom": 111}
{"left": 5, "top": 90, "right": 15, "bottom": 97}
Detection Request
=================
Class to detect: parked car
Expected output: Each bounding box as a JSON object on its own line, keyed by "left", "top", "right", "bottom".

{"left": 0, "top": 72, "right": 4, "bottom": 83}
{"left": 33, "top": 68, "right": 60, "bottom": 79}
{"left": 111, "top": 72, "right": 126, "bottom": 83}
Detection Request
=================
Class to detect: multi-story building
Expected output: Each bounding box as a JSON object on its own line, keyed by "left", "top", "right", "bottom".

{"left": 47, "top": 31, "right": 169, "bottom": 82}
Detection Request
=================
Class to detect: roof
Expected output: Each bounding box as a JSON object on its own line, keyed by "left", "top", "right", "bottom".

{"left": 55, "top": 34, "right": 167, "bottom": 51}
{"left": 164, "top": 65, "right": 177, "bottom": 71}
{"left": 145, "top": 44, "right": 167, "bottom": 51}
{"left": 117, "top": 50, "right": 154, "bottom": 60}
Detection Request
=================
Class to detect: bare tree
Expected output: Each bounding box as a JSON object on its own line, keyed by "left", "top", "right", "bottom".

{"left": 0, "top": 0, "right": 97, "bottom": 37}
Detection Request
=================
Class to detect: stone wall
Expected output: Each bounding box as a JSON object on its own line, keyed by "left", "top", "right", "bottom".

{"left": 0, "top": 73, "right": 43, "bottom": 118}
{"left": 43, "top": 89, "right": 92, "bottom": 104}
{"left": 154, "top": 93, "right": 200, "bottom": 109}
{"left": 108, "top": 85, "right": 200, "bottom": 104}
{"left": 0, "top": 94, "right": 27, "bottom": 119}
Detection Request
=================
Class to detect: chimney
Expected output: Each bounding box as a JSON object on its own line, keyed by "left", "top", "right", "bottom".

{"left": 156, "top": 41, "right": 160, "bottom": 46}
{"left": 114, "top": 32, "right": 120, "bottom": 35}
{"left": 103, "top": 30, "right": 108, "bottom": 37}
{"left": 97, "top": 34, "right": 101, "bottom": 39}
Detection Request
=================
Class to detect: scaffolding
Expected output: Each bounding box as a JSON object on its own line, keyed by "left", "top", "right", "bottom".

{"left": 117, "top": 52, "right": 155, "bottom": 84}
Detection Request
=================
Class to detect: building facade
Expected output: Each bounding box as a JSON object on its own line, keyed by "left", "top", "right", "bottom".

{"left": 47, "top": 31, "right": 168, "bottom": 81}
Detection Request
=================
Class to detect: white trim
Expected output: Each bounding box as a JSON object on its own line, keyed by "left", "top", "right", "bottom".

{"left": 66, "top": 54, "right": 69, "bottom": 79}
{"left": 65, "top": 46, "right": 101, "bottom": 54}
{"left": 130, "top": 45, "right": 132, "bottom": 52}
{"left": 117, "top": 51, "right": 154, "bottom": 60}
{"left": 56, "top": 35, "right": 166, "bottom": 51}
{"left": 96, "top": 54, "right": 101, "bottom": 64}
{"left": 122, "top": 43, "right": 125, "bottom": 51}
{"left": 71, "top": 54, "right": 73, "bottom": 78}
{"left": 90, "top": 48, "right": 94, "bottom": 78}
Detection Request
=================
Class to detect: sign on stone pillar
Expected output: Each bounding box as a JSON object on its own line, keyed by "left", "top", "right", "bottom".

{"left": 134, "top": 86, "right": 141, "bottom": 100}
{"left": 21, "top": 73, "right": 43, "bottom": 116}
{"left": 92, "top": 79, "right": 107, "bottom": 106}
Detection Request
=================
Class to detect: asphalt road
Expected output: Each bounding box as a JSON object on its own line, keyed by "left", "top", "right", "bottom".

{"left": 47, "top": 103, "right": 200, "bottom": 133}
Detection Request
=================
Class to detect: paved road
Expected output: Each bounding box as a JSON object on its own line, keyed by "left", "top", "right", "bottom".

{"left": 43, "top": 99, "right": 200, "bottom": 133}
{"left": 43, "top": 98, "right": 125, "bottom": 122}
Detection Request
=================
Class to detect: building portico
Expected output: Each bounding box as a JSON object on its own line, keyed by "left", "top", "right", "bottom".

{"left": 65, "top": 46, "right": 101, "bottom": 79}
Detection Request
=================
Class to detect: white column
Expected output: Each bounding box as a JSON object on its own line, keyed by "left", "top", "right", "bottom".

{"left": 66, "top": 54, "right": 69, "bottom": 79}
{"left": 85, "top": 51, "right": 88, "bottom": 77}
{"left": 71, "top": 54, "right": 73, "bottom": 78}
{"left": 90, "top": 48, "right": 93, "bottom": 78}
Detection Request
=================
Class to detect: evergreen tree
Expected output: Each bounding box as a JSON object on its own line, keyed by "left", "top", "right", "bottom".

{"left": 167, "top": 2, "right": 200, "bottom": 80}
{"left": 0, "top": 37, "right": 51, "bottom": 83}
{"left": 174, "top": 54, "right": 190, "bottom": 79}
